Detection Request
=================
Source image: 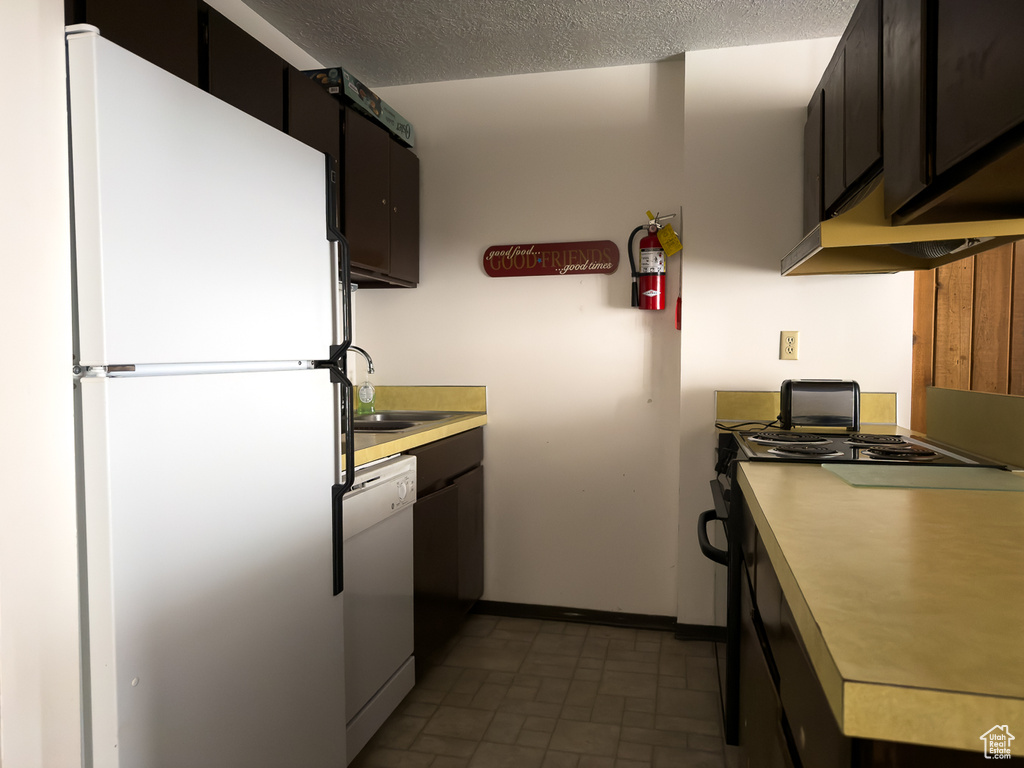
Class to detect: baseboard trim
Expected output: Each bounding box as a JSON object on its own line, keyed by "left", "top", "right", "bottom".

{"left": 673, "top": 622, "right": 727, "bottom": 643}
{"left": 472, "top": 600, "right": 724, "bottom": 642}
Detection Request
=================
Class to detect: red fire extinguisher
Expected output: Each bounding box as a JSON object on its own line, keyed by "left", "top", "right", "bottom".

{"left": 637, "top": 224, "right": 666, "bottom": 310}
{"left": 628, "top": 212, "right": 673, "bottom": 310}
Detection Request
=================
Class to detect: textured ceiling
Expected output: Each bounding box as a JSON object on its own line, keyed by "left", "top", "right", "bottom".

{"left": 242, "top": 0, "right": 857, "bottom": 87}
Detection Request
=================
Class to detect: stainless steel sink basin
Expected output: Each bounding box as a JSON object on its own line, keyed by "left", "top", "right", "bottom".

{"left": 352, "top": 411, "right": 464, "bottom": 432}
{"left": 357, "top": 411, "right": 453, "bottom": 422}
{"left": 352, "top": 419, "right": 419, "bottom": 431}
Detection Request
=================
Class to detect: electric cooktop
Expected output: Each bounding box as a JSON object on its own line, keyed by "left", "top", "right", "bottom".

{"left": 734, "top": 431, "right": 1006, "bottom": 468}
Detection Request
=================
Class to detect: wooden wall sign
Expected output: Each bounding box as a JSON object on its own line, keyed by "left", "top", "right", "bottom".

{"left": 483, "top": 240, "right": 619, "bottom": 277}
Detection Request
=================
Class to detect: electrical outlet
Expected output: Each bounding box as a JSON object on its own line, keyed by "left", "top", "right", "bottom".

{"left": 780, "top": 331, "right": 799, "bottom": 360}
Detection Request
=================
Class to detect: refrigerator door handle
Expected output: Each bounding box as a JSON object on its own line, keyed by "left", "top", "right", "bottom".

{"left": 320, "top": 233, "right": 355, "bottom": 596}
{"left": 334, "top": 233, "right": 355, "bottom": 495}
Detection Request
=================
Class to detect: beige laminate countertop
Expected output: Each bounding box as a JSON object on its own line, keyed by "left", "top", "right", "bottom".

{"left": 737, "top": 462, "right": 1024, "bottom": 753}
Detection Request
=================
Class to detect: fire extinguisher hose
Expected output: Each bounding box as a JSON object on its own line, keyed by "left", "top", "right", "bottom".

{"left": 626, "top": 224, "right": 645, "bottom": 307}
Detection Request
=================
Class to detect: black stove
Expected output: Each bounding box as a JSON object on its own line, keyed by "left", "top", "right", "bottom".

{"left": 735, "top": 431, "right": 1000, "bottom": 466}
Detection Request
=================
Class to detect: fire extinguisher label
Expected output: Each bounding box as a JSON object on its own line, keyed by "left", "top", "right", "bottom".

{"left": 640, "top": 248, "right": 665, "bottom": 274}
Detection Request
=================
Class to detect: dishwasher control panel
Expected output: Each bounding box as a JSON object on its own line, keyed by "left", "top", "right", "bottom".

{"left": 342, "top": 455, "right": 417, "bottom": 541}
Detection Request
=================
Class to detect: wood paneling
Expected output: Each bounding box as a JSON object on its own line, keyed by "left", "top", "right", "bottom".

{"left": 911, "top": 270, "right": 936, "bottom": 433}
{"left": 970, "top": 244, "right": 1014, "bottom": 392}
{"left": 933, "top": 258, "right": 974, "bottom": 389}
{"left": 1012, "top": 244, "right": 1024, "bottom": 395}
{"left": 912, "top": 240, "right": 1024, "bottom": 428}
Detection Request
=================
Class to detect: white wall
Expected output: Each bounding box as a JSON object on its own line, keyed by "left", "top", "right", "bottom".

{"left": 677, "top": 41, "right": 914, "bottom": 625}
{"left": 365, "top": 64, "right": 688, "bottom": 617}
{"left": 0, "top": 0, "right": 82, "bottom": 764}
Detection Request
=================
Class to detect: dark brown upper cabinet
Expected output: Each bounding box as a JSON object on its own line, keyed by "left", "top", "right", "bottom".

{"left": 806, "top": 0, "right": 880, "bottom": 222}
{"left": 344, "top": 107, "right": 420, "bottom": 286}
{"left": 66, "top": 0, "right": 201, "bottom": 86}
{"left": 802, "top": 90, "right": 824, "bottom": 235}
{"left": 286, "top": 67, "right": 342, "bottom": 237}
{"left": 205, "top": 9, "right": 286, "bottom": 131}
{"left": 388, "top": 140, "right": 421, "bottom": 285}
{"left": 817, "top": 0, "right": 882, "bottom": 219}
{"left": 843, "top": 0, "right": 882, "bottom": 187}
{"left": 884, "top": 0, "right": 1024, "bottom": 224}
{"left": 286, "top": 67, "right": 341, "bottom": 158}
{"left": 822, "top": 54, "right": 847, "bottom": 213}
{"left": 343, "top": 107, "right": 391, "bottom": 276}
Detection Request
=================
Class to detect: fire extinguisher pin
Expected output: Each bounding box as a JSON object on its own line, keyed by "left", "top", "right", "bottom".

{"left": 646, "top": 210, "right": 676, "bottom": 227}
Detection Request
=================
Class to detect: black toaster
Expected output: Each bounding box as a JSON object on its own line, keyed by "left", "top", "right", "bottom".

{"left": 779, "top": 379, "right": 860, "bottom": 430}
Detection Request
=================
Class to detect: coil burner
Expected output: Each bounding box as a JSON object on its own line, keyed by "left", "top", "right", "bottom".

{"left": 750, "top": 432, "right": 830, "bottom": 445}
{"left": 846, "top": 434, "right": 908, "bottom": 446}
{"left": 862, "top": 444, "right": 939, "bottom": 462}
{"left": 767, "top": 444, "right": 845, "bottom": 459}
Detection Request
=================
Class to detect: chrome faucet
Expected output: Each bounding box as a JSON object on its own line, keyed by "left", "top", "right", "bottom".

{"left": 348, "top": 345, "right": 374, "bottom": 374}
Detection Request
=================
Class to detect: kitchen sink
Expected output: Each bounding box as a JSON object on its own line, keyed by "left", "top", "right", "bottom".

{"left": 352, "top": 411, "right": 465, "bottom": 432}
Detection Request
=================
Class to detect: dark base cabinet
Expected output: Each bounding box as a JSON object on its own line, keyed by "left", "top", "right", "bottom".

{"left": 412, "top": 484, "right": 461, "bottom": 664}
{"left": 738, "top": 494, "right": 1008, "bottom": 768}
{"left": 738, "top": 569, "right": 795, "bottom": 768}
{"left": 408, "top": 429, "right": 484, "bottom": 670}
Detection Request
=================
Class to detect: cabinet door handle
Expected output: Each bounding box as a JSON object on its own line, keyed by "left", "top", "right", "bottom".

{"left": 381, "top": 198, "right": 388, "bottom": 206}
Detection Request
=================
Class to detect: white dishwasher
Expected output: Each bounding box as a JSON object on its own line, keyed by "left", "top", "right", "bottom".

{"left": 343, "top": 454, "right": 416, "bottom": 764}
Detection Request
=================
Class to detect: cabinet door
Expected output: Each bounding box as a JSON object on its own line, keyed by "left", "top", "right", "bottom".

{"left": 206, "top": 8, "right": 285, "bottom": 130}
{"left": 821, "top": 0, "right": 881, "bottom": 216}
{"left": 738, "top": 574, "right": 794, "bottom": 768}
{"left": 72, "top": 0, "right": 200, "bottom": 86}
{"left": 454, "top": 465, "right": 484, "bottom": 604}
{"left": 412, "top": 485, "right": 460, "bottom": 663}
{"left": 344, "top": 108, "right": 391, "bottom": 274}
{"left": 822, "top": 55, "right": 846, "bottom": 212}
{"left": 775, "top": 596, "right": 850, "bottom": 768}
{"left": 843, "top": 0, "right": 881, "bottom": 187}
{"left": 882, "top": 0, "right": 928, "bottom": 217}
{"left": 803, "top": 90, "right": 823, "bottom": 234}
{"left": 934, "top": 0, "right": 1024, "bottom": 174}
{"left": 389, "top": 141, "right": 421, "bottom": 284}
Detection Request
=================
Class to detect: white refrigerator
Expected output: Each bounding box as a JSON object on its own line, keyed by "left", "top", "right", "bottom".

{"left": 67, "top": 27, "right": 351, "bottom": 767}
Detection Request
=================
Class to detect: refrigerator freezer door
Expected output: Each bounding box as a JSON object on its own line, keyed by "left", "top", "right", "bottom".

{"left": 79, "top": 371, "right": 344, "bottom": 767}
{"left": 67, "top": 30, "right": 331, "bottom": 365}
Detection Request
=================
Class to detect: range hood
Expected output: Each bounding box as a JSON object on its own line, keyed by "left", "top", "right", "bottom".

{"left": 782, "top": 179, "right": 1024, "bottom": 276}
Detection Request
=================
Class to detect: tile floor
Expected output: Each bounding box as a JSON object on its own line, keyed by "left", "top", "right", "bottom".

{"left": 349, "top": 614, "right": 735, "bottom": 768}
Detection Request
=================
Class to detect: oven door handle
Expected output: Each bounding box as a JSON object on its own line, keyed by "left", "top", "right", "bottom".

{"left": 697, "top": 509, "right": 729, "bottom": 566}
